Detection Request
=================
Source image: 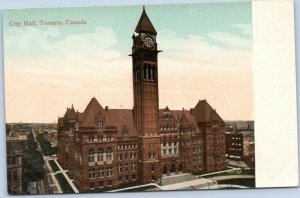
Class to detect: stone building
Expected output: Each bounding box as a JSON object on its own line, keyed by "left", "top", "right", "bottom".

{"left": 57, "top": 7, "right": 226, "bottom": 191}
{"left": 7, "top": 134, "right": 28, "bottom": 194}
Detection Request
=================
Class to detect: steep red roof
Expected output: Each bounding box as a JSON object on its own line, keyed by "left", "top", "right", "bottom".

{"left": 135, "top": 6, "right": 157, "bottom": 35}
{"left": 193, "top": 100, "right": 224, "bottom": 123}
{"left": 64, "top": 105, "right": 76, "bottom": 120}
{"left": 80, "top": 97, "right": 104, "bottom": 127}
{"left": 104, "top": 109, "right": 137, "bottom": 136}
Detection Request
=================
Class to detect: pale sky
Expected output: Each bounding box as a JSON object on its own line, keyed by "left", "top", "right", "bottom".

{"left": 3, "top": 2, "right": 253, "bottom": 123}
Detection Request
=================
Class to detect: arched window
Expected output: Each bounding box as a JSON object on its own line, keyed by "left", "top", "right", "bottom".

{"left": 152, "top": 64, "right": 156, "bottom": 80}
{"left": 148, "top": 64, "right": 152, "bottom": 80}
{"left": 88, "top": 148, "right": 95, "bottom": 162}
{"left": 106, "top": 147, "right": 113, "bottom": 161}
{"left": 97, "top": 148, "right": 104, "bottom": 162}
{"left": 123, "top": 131, "right": 128, "bottom": 140}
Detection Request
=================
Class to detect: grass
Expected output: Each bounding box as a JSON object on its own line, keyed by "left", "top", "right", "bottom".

{"left": 55, "top": 173, "right": 74, "bottom": 193}
{"left": 48, "top": 160, "right": 60, "bottom": 172}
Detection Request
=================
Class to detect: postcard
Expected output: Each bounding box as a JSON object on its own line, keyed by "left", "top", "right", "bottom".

{"left": 2, "top": 0, "right": 298, "bottom": 195}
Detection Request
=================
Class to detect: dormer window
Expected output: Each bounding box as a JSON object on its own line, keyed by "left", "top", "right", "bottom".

{"left": 163, "top": 113, "right": 171, "bottom": 120}
{"left": 123, "top": 131, "right": 128, "bottom": 140}
{"left": 96, "top": 121, "right": 104, "bottom": 130}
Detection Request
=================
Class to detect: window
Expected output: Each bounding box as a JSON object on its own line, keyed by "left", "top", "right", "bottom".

{"left": 125, "top": 152, "right": 128, "bottom": 160}
{"left": 106, "top": 147, "right": 113, "bottom": 161}
{"left": 163, "top": 149, "right": 167, "bottom": 156}
{"left": 89, "top": 169, "right": 95, "bottom": 179}
{"left": 131, "top": 163, "right": 136, "bottom": 171}
{"left": 132, "top": 174, "right": 136, "bottom": 180}
{"left": 107, "top": 166, "right": 113, "bottom": 177}
{"left": 125, "top": 163, "right": 129, "bottom": 172}
{"left": 174, "top": 148, "right": 177, "bottom": 155}
{"left": 88, "top": 136, "right": 94, "bottom": 143}
{"left": 123, "top": 131, "right": 128, "bottom": 140}
{"left": 97, "top": 148, "right": 104, "bottom": 162}
{"left": 118, "top": 164, "right": 122, "bottom": 173}
{"left": 98, "top": 135, "right": 103, "bottom": 142}
{"left": 118, "top": 153, "right": 123, "bottom": 160}
{"left": 98, "top": 167, "right": 105, "bottom": 178}
{"left": 118, "top": 176, "right": 122, "bottom": 182}
{"left": 106, "top": 134, "right": 112, "bottom": 141}
{"left": 97, "top": 121, "right": 104, "bottom": 130}
{"left": 99, "top": 181, "right": 104, "bottom": 188}
{"left": 151, "top": 164, "right": 155, "bottom": 172}
{"left": 107, "top": 180, "right": 112, "bottom": 186}
{"left": 90, "top": 183, "right": 95, "bottom": 189}
{"left": 88, "top": 148, "right": 95, "bottom": 163}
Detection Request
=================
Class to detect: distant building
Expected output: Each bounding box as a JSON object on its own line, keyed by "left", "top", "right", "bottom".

{"left": 6, "top": 135, "right": 28, "bottom": 194}
{"left": 57, "top": 7, "right": 226, "bottom": 191}
{"left": 241, "top": 131, "right": 255, "bottom": 167}
{"left": 225, "top": 132, "right": 243, "bottom": 161}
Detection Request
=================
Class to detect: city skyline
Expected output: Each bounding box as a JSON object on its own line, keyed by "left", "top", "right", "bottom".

{"left": 3, "top": 2, "right": 253, "bottom": 123}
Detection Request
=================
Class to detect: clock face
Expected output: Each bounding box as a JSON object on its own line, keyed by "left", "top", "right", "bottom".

{"left": 143, "top": 36, "right": 154, "bottom": 49}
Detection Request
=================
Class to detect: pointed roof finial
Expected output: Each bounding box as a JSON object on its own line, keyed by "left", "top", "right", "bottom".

{"left": 135, "top": 5, "right": 157, "bottom": 35}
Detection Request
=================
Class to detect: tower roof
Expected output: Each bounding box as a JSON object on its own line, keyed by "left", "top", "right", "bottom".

{"left": 135, "top": 6, "right": 157, "bottom": 35}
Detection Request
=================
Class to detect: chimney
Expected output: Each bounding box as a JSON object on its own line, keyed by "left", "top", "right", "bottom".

{"left": 105, "top": 106, "right": 108, "bottom": 111}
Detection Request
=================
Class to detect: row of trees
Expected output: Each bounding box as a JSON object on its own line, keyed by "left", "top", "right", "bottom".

{"left": 23, "top": 132, "right": 45, "bottom": 183}
{"left": 36, "top": 133, "right": 57, "bottom": 156}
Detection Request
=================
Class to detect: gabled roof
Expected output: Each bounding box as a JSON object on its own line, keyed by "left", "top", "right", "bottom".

{"left": 135, "top": 6, "right": 157, "bottom": 35}
{"left": 64, "top": 105, "right": 76, "bottom": 120}
{"left": 80, "top": 97, "right": 104, "bottom": 127}
{"left": 193, "top": 100, "right": 224, "bottom": 123}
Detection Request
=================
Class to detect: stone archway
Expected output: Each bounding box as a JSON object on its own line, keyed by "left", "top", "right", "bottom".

{"left": 170, "top": 163, "right": 176, "bottom": 174}
{"left": 163, "top": 165, "right": 168, "bottom": 175}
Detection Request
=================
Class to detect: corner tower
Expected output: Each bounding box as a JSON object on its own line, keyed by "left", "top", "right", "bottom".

{"left": 131, "top": 6, "right": 161, "bottom": 184}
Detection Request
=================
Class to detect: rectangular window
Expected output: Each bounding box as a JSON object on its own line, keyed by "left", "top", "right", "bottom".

{"left": 125, "top": 163, "right": 128, "bottom": 172}
{"left": 118, "top": 153, "right": 123, "bottom": 160}
{"left": 89, "top": 169, "right": 95, "bottom": 179}
{"left": 131, "top": 163, "right": 136, "bottom": 171}
{"left": 98, "top": 167, "right": 104, "bottom": 178}
{"left": 88, "top": 136, "right": 94, "bottom": 143}
{"left": 99, "top": 181, "right": 104, "bottom": 188}
{"left": 151, "top": 164, "right": 155, "bottom": 172}
{"left": 107, "top": 166, "right": 113, "bottom": 177}
{"left": 90, "top": 183, "right": 95, "bottom": 189}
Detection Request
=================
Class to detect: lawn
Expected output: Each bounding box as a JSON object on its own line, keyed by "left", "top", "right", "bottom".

{"left": 55, "top": 173, "right": 74, "bottom": 193}
{"left": 48, "top": 160, "right": 60, "bottom": 172}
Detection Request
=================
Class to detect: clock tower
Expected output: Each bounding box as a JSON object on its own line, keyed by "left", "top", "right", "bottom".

{"left": 131, "top": 6, "right": 161, "bottom": 184}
